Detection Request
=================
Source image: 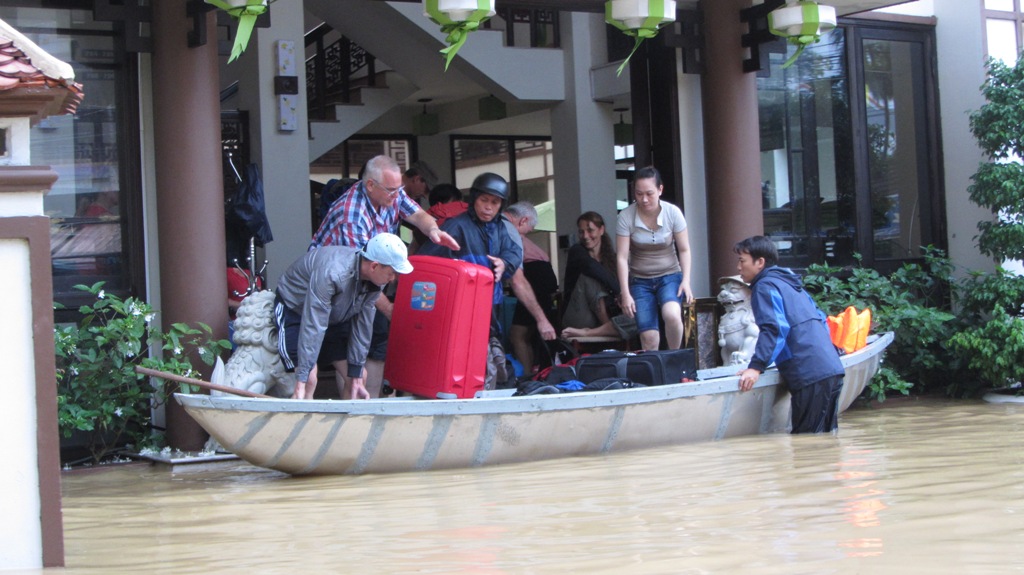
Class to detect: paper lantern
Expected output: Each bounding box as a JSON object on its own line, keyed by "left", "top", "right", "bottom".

{"left": 478, "top": 95, "right": 507, "bottom": 121}
{"left": 605, "top": 0, "right": 677, "bottom": 76}
{"left": 206, "top": 0, "right": 268, "bottom": 63}
{"left": 424, "top": 0, "right": 496, "bottom": 70}
{"left": 768, "top": 1, "right": 837, "bottom": 69}
{"left": 614, "top": 108, "right": 633, "bottom": 147}
{"left": 412, "top": 99, "right": 439, "bottom": 136}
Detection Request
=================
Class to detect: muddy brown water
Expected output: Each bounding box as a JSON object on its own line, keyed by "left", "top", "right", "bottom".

{"left": 24, "top": 398, "right": 1024, "bottom": 574}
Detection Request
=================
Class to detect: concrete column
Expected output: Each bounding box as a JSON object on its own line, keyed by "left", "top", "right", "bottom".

{"left": 551, "top": 12, "right": 620, "bottom": 274}
{"left": 235, "top": 5, "right": 311, "bottom": 286}
{"left": 151, "top": 1, "right": 228, "bottom": 450}
{"left": 700, "top": 0, "right": 763, "bottom": 282}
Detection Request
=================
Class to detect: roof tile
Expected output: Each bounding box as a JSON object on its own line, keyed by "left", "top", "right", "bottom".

{"left": 0, "top": 30, "right": 83, "bottom": 117}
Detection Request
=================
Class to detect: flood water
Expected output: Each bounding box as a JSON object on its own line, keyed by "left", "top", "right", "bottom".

{"left": 26, "top": 397, "right": 1024, "bottom": 574}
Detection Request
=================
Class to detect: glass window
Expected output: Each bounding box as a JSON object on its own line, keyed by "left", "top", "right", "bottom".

{"left": 863, "top": 39, "right": 928, "bottom": 261}
{"left": 0, "top": 6, "right": 131, "bottom": 305}
{"left": 452, "top": 136, "right": 556, "bottom": 263}
{"left": 757, "top": 28, "right": 855, "bottom": 266}
{"left": 986, "top": 18, "right": 1020, "bottom": 63}
{"left": 986, "top": 0, "right": 1016, "bottom": 12}
{"left": 453, "top": 138, "right": 512, "bottom": 190}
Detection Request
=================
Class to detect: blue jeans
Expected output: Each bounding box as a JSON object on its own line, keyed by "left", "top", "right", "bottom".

{"left": 630, "top": 272, "right": 683, "bottom": 333}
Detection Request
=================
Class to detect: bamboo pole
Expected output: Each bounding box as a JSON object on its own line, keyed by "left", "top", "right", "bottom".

{"left": 135, "top": 366, "right": 272, "bottom": 399}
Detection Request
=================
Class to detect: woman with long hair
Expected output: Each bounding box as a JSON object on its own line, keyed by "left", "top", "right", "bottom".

{"left": 561, "top": 211, "right": 636, "bottom": 340}
{"left": 616, "top": 166, "right": 694, "bottom": 350}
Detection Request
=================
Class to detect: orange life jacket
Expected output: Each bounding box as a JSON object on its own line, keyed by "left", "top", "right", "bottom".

{"left": 827, "top": 306, "right": 871, "bottom": 354}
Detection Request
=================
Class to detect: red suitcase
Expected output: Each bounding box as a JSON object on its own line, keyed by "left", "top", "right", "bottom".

{"left": 384, "top": 255, "right": 494, "bottom": 399}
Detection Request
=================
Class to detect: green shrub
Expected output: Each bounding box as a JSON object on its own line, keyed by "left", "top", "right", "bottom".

{"left": 948, "top": 306, "right": 1024, "bottom": 394}
{"left": 947, "top": 54, "right": 1024, "bottom": 395}
{"left": 804, "top": 249, "right": 958, "bottom": 400}
{"left": 54, "top": 282, "right": 231, "bottom": 464}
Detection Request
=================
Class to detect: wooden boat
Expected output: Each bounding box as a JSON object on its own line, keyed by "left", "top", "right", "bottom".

{"left": 175, "top": 332, "right": 893, "bottom": 475}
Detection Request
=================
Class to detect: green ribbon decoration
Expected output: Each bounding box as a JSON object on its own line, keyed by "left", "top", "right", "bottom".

{"left": 768, "top": 1, "right": 827, "bottom": 69}
{"left": 424, "top": 0, "right": 495, "bottom": 71}
{"left": 206, "top": 0, "right": 268, "bottom": 63}
{"left": 605, "top": 0, "right": 673, "bottom": 77}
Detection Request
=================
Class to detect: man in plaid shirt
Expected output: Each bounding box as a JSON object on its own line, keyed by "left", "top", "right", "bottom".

{"left": 311, "top": 156, "right": 458, "bottom": 251}
{"left": 310, "top": 155, "right": 459, "bottom": 396}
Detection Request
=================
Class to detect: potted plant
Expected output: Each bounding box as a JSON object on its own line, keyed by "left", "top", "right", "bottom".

{"left": 54, "top": 282, "right": 231, "bottom": 465}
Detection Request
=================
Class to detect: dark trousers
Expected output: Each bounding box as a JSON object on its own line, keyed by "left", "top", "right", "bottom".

{"left": 790, "top": 375, "right": 844, "bottom": 434}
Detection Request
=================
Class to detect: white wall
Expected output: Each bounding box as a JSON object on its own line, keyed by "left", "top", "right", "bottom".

{"left": 0, "top": 236, "right": 43, "bottom": 569}
{"left": 933, "top": 0, "right": 994, "bottom": 275}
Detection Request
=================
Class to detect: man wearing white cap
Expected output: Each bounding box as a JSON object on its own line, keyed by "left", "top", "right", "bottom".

{"left": 274, "top": 233, "right": 414, "bottom": 399}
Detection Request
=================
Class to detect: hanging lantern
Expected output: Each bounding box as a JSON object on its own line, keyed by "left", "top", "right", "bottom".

{"left": 614, "top": 108, "right": 633, "bottom": 147}
{"left": 605, "top": 0, "right": 676, "bottom": 77}
{"left": 206, "top": 0, "right": 269, "bottom": 63}
{"left": 478, "top": 94, "right": 507, "bottom": 121}
{"left": 412, "top": 99, "right": 439, "bottom": 136}
{"left": 768, "top": 1, "right": 837, "bottom": 69}
{"left": 424, "top": 0, "right": 496, "bottom": 71}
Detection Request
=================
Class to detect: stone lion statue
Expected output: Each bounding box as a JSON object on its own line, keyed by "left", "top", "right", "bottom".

{"left": 210, "top": 289, "right": 295, "bottom": 398}
{"left": 717, "top": 276, "right": 759, "bottom": 366}
{"left": 206, "top": 289, "right": 295, "bottom": 452}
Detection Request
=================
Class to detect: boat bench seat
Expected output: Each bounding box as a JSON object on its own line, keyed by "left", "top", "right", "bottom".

{"left": 565, "top": 335, "right": 635, "bottom": 354}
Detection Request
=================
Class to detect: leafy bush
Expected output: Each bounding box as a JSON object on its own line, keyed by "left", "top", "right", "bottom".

{"left": 968, "top": 57, "right": 1024, "bottom": 262}
{"left": 804, "top": 249, "right": 958, "bottom": 401}
{"left": 54, "top": 282, "right": 231, "bottom": 464}
{"left": 948, "top": 306, "right": 1024, "bottom": 393}
{"left": 945, "top": 54, "right": 1024, "bottom": 395}
{"left": 804, "top": 247, "right": 1024, "bottom": 399}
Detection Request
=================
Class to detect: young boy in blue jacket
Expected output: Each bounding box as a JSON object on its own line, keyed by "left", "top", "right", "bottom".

{"left": 734, "top": 236, "right": 845, "bottom": 433}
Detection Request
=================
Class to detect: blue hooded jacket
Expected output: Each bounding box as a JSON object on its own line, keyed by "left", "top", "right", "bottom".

{"left": 747, "top": 266, "right": 844, "bottom": 391}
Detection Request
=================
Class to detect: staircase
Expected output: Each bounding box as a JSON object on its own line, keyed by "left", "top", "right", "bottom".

{"left": 303, "top": 0, "right": 566, "bottom": 161}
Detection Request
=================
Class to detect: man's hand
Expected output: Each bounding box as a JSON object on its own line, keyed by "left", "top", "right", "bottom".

{"left": 738, "top": 368, "right": 760, "bottom": 392}
{"left": 375, "top": 296, "right": 394, "bottom": 321}
{"left": 537, "top": 317, "right": 557, "bottom": 340}
{"left": 486, "top": 255, "right": 505, "bottom": 282}
{"left": 349, "top": 376, "right": 370, "bottom": 400}
{"left": 291, "top": 366, "right": 319, "bottom": 399}
{"left": 430, "top": 228, "right": 460, "bottom": 251}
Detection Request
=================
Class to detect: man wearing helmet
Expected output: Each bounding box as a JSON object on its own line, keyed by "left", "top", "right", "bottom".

{"left": 418, "top": 172, "right": 524, "bottom": 389}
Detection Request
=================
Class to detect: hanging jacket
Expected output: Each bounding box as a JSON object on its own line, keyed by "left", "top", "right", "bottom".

{"left": 747, "top": 266, "right": 845, "bottom": 391}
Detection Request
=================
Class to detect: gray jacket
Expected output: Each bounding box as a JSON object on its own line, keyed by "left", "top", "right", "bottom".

{"left": 275, "top": 246, "right": 382, "bottom": 382}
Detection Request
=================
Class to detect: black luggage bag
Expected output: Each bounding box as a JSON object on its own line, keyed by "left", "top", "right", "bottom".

{"left": 574, "top": 348, "right": 696, "bottom": 386}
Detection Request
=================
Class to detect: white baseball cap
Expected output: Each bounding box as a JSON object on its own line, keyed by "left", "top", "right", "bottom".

{"left": 363, "top": 233, "right": 413, "bottom": 274}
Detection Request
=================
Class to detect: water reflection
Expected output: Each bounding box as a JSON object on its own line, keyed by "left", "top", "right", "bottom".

{"left": 34, "top": 398, "right": 1024, "bottom": 574}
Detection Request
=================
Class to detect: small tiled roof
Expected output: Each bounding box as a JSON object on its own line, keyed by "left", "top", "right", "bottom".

{"left": 0, "top": 18, "right": 84, "bottom": 122}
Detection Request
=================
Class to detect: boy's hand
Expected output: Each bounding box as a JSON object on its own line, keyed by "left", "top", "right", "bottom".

{"left": 738, "top": 368, "right": 759, "bottom": 392}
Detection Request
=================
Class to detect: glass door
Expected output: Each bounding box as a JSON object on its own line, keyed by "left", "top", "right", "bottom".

{"left": 757, "top": 28, "right": 856, "bottom": 267}
{"left": 851, "top": 27, "right": 943, "bottom": 269}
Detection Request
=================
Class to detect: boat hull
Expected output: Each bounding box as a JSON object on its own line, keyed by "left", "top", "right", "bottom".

{"left": 177, "top": 332, "right": 892, "bottom": 475}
